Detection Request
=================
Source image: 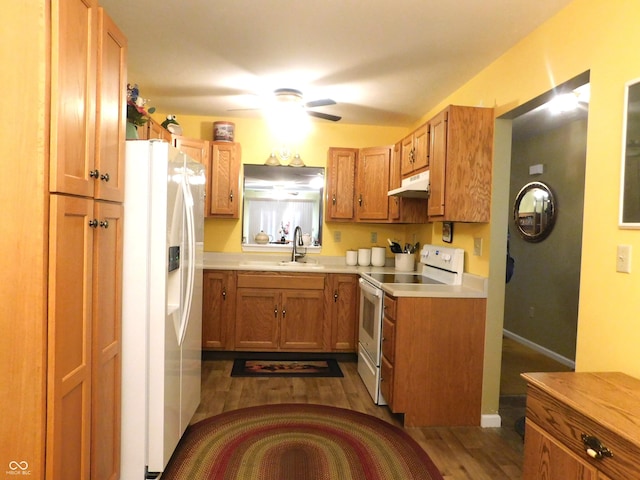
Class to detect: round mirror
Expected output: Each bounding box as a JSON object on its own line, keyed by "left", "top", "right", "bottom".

{"left": 513, "top": 181, "right": 556, "bottom": 242}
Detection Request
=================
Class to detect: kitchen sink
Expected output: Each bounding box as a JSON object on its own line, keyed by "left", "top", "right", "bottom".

{"left": 238, "top": 260, "right": 324, "bottom": 269}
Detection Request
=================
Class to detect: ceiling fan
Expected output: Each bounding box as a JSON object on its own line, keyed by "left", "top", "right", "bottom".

{"left": 231, "top": 88, "right": 342, "bottom": 122}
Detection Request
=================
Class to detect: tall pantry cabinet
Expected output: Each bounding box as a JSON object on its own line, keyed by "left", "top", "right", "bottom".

{"left": 0, "top": 2, "right": 127, "bottom": 479}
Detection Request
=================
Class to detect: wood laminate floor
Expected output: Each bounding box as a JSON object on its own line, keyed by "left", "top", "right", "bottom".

{"left": 194, "top": 359, "right": 525, "bottom": 480}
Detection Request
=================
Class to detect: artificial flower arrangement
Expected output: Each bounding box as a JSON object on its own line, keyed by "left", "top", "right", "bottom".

{"left": 126, "top": 83, "right": 155, "bottom": 126}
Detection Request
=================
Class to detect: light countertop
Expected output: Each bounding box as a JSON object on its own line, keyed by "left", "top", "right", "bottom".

{"left": 203, "top": 252, "right": 487, "bottom": 299}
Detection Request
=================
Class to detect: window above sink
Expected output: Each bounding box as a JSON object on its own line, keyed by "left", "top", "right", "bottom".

{"left": 241, "top": 164, "right": 324, "bottom": 252}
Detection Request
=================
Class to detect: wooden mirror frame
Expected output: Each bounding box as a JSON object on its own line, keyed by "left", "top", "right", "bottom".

{"left": 513, "top": 181, "right": 556, "bottom": 242}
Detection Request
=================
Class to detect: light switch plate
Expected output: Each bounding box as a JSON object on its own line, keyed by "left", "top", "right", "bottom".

{"left": 473, "top": 237, "right": 483, "bottom": 256}
{"left": 616, "top": 244, "right": 631, "bottom": 273}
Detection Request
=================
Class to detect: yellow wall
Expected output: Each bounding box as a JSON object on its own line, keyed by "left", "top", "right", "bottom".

{"left": 155, "top": 113, "right": 438, "bottom": 258}
{"left": 158, "top": 0, "right": 640, "bottom": 417}
{"left": 432, "top": 0, "right": 640, "bottom": 397}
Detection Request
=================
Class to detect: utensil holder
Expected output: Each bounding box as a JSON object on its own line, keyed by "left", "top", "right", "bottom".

{"left": 394, "top": 253, "right": 415, "bottom": 272}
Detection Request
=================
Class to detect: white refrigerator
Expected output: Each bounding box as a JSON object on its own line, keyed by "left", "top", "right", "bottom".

{"left": 120, "top": 140, "right": 205, "bottom": 478}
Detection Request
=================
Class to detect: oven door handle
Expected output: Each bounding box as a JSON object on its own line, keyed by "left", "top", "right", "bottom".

{"left": 359, "top": 278, "right": 382, "bottom": 298}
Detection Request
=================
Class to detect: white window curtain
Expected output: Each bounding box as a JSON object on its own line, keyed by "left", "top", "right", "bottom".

{"left": 246, "top": 199, "right": 315, "bottom": 242}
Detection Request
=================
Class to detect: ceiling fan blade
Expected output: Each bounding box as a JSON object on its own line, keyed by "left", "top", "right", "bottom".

{"left": 307, "top": 110, "right": 342, "bottom": 122}
{"left": 305, "top": 98, "right": 336, "bottom": 108}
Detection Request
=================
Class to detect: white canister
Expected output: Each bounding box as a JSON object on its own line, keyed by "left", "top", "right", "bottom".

{"left": 371, "top": 247, "right": 386, "bottom": 267}
{"left": 395, "top": 253, "right": 415, "bottom": 272}
{"left": 346, "top": 250, "right": 358, "bottom": 266}
{"left": 358, "top": 248, "right": 372, "bottom": 266}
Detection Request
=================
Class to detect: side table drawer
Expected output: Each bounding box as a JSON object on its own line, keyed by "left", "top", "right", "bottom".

{"left": 526, "top": 385, "right": 640, "bottom": 479}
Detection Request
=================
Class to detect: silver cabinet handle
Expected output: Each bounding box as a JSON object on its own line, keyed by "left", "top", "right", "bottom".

{"left": 100, "top": 172, "right": 110, "bottom": 182}
{"left": 99, "top": 220, "right": 109, "bottom": 228}
{"left": 88, "top": 219, "right": 98, "bottom": 228}
{"left": 89, "top": 169, "right": 100, "bottom": 178}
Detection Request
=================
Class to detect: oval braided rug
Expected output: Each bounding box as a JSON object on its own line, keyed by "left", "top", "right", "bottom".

{"left": 162, "top": 404, "right": 444, "bottom": 479}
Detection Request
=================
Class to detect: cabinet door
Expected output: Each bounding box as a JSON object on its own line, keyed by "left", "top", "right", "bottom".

{"left": 202, "top": 271, "right": 236, "bottom": 349}
{"left": 523, "top": 421, "right": 596, "bottom": 480}
{"left": 174, "top": 136, "right": 209, "bottom": 165}
{"left": 210, "top": 142, "right": 240, "bottom": 217}
{"left": 91, "top": 200, "right": 123, "bottom": 480}
{"left": 428, "top": 109, "right": 447, "bottom": 217}
{"left": 388, "top": 142, "right": 401, "bottom": 221}
{"left": 412, "top": 123, "right": 429, "bottom": 172}
{"left": 328, "top": 274, "right": 359, "bottom": 351}
{"left": 356, "top": 146, "right": 390, "bottom": 221}
{"left": 94, "top": 8, "right": 126, "bottom": 203}
{"left": 235, "top": 289, "right": 280, "bottom": 350}
{"left": 400, "top": 134, "right": 415, "bottom": 177}
{"left": 280, "top": 290, "right": 325, "bottom": 350}
{"left": 47, "top": 194, "right": 94, "bottom": 480}
{"left": 50, "top": 0, "right": 99, "bottom": 197}
{"left": 326, "top": 148, "right": 357, "bottom": 221}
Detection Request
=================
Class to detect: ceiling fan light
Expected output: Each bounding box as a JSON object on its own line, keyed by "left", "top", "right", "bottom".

{"left": 288, "top": 153, "right": 305, "bottom": 167}
{"left": 264, "top": 152, "right": 281, "bottom": 166}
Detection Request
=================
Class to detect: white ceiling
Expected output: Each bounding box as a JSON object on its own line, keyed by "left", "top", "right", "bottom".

{"left": 101, "top": 0, "right": 574, "bottom": 127}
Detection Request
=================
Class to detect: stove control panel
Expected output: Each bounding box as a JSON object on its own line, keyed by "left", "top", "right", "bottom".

{"left": 420, "top": 244, "right": 464, "bottom": 277}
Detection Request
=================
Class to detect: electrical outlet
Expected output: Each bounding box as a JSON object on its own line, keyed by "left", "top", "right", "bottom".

{"left": 473, "top": 237, "right": 483, "bottom": 256}
{"left": 616, "top": 244, "right": 631, "bottom": 273}
{"left": 528, "top": 306, "right": 535, "bottom": 318}
{"left": 370, "top": 232, "right": 377, "bottom": 243}
{"left": 334, "top": 231, "right": 341, "bottom": 243}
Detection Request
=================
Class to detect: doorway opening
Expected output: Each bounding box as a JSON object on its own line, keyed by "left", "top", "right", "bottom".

{"left": 497, "top": 71, "right": 589, "bottom": 432}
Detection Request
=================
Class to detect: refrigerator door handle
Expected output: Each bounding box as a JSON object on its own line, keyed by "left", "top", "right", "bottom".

{"left": 177, "top": 176, "right": 196, "bottom": 346}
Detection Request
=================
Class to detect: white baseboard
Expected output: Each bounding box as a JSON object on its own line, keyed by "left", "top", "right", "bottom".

{"left": 503, "top": 329, "right": 575, "bottom": 369}
{"left": 481, "top": 414, "right": 502, "bottom": 428}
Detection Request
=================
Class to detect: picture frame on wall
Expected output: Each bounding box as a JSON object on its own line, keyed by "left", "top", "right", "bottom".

{"left": 442, "top": 222, "right": 453, "bottom": 243}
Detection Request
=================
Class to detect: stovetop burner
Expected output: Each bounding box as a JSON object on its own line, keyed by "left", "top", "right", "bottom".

{"left": 368, "top": 273, "right": 444, "bottom": 285}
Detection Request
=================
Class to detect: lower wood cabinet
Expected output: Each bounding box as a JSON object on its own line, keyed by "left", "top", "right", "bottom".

{"left": 235, "top": 273, "right": 326, "bottom": 351}
{"left": 202, "top": 270, "right": 236, "bottom": 350}
{"left": 522, "top": 372, "right": 640, "bottom": 480}
{"left": 202, "top": 270, "right": 359, "bottom": 353}
{"left": 380, "top": 294, "right": 486, "bottom": 427}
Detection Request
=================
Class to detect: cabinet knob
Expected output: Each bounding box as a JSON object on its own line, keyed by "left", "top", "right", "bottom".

{"left": 358, "top": 194, "right": 363, "bottom": 206}
{"left": 229, "top": 190, "right": 234, "bottom": 202}
{"left": 89, "top": 169, "right": 100, "bottom": 179}
{"left": 222, "top": 289, "right": 226, "bottom": 300}
{"left": 581, "top": 434, "right": 613, "bottom": 459}
{"left": 282, "top": 307, "right": 286, "bottom": 318}
{"left": 334, "top": 291, "right": 338, "bottom": 302}
{"left": 100, "top": 172, "right": 110, "bottom": 182}
{"left": 332, "top": 194, "right": 336, "bottom": 205}
{"left": 88, "top": 219, "right": 98, "bottom": 228}
{"left": 99, "top": 220, "right": 109, "bottom": 228}
{"left": 274, "top": 305, "right": 278, "bottom": 317}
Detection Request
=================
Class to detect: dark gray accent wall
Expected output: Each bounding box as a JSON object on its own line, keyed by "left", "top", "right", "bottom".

{"left": 504, "top": 118, "right": 587, "bottom": 360}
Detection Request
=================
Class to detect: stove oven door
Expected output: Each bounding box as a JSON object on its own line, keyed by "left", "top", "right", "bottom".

{"left": 358, "top": 278, "right": 383, "bottom": 363}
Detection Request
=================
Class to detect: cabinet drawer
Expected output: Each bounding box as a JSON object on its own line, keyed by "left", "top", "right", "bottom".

{"left": 381, "top": 317, "right": 395, "bottom": 362}
{"left": 237, "top": 272, "right": 325, "bottom": 290}
{"left": 380, "top": 355, "right": 394, "bottom": 407}
{"left": 526, "top": 384, "right": 640, "bottom": 480}
{"left": 383, "top": 295, "right": 396, "bottom": 321}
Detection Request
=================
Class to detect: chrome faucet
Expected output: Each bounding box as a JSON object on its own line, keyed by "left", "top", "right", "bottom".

{"left": 291, "top": 226, "right": 306, "bottom": 262}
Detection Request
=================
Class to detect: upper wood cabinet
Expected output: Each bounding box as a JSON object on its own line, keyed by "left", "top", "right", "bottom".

{"left": 94, "top": 8, "right": 127, "bottom": 203}
{"left": 209, "top": 142, "right": 241, "bottom": 217}
{"left": 138, "top": 117, "right": 172, "bottom": 142}
{"left": 388, "top": 142, "right": 428, "bottom": 224}
{"left": 427, "top": 105, "right": 494, "bottom": 222}
{"left": 326, "top": 147, "right": 358, "bottom": 221}
{"left": 49, "top": 0, "right": 99, "bottom": 198}
{"left": 173, "top": 135, "right": 210, "bottom": 165}
{"left": 355, "top": 146, "right": 391, "bottom": 221}
{"left": 400, "top": 122, "right": 429, "bottom": 178}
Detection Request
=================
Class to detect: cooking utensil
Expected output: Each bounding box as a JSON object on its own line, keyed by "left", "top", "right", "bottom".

{"left": 387, "top": 238, "right": 403, "bottom": 253}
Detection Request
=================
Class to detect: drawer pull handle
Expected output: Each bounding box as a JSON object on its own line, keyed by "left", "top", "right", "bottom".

{"left": 581, "top": 434, "right": 613, "bottom": 459}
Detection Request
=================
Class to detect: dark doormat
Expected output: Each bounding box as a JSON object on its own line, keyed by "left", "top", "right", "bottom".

{"left": 231, "top": 358, "right": 343, "bottom": 378}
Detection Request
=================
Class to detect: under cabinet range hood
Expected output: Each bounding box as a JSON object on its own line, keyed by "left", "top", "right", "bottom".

{"left": 387, "top": 170, "right": 430, "bottom": 198}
